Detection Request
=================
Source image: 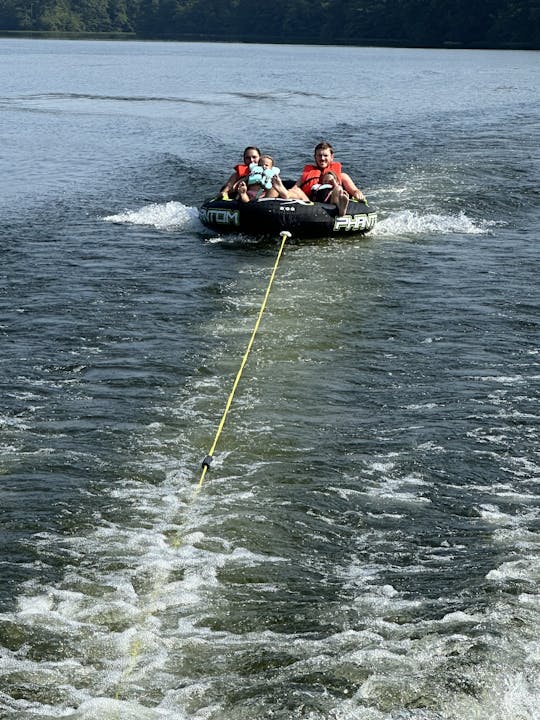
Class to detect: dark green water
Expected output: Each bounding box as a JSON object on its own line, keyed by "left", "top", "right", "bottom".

{"left": 0, "top": 39, "right": 539, "bottom": 719}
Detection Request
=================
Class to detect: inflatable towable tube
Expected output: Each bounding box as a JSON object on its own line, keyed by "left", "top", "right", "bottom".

{"left": 199, "top": 196, "right": 377, "bottom": 240}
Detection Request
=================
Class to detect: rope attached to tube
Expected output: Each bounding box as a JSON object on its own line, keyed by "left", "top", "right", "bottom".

{"left": 198, "top": 230, "right": 292, "bottom": 487}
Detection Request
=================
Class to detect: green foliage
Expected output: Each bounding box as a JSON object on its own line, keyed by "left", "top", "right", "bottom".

{"left": 39, "top": 0, "right": 83, "bottom": 31}
{"left": 0, "top": 0, "right": 538, "bottom": 48}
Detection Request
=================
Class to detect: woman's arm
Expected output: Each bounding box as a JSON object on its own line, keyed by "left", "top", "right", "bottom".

{"left": 220, "top": 171, "right": 240, "bottom": 198}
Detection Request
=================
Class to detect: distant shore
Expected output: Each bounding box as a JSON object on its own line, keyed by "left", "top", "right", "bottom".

{"left": 0, "top": 30, "right": 536, "bottom": 50}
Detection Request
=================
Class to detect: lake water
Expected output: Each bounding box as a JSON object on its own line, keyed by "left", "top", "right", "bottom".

{"left": 0, "top": 38, "right": 539, "bottom": 720}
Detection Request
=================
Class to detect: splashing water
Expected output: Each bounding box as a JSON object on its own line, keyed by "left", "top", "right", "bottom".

{"left": 104, "top": 201, "right": 201, "bottom": 231}
{"left": 375, "top": 209, "right": 491, "bottom": 237}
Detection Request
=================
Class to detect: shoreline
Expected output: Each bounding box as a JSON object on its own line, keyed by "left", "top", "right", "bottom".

{"left": 0, "top": 30, "right": 536, "bottom": 51}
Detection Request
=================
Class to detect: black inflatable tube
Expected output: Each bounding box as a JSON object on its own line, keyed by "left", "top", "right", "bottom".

{"left": 199, "top": 196, "right": 377, "bottom": 240}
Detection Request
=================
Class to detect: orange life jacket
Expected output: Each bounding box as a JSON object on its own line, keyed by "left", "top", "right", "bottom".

{"left": 299, "top": 161, "right": 343, "bottom": 197}
{"left": 234, "top": 163, "right": 250, "bottom": 179}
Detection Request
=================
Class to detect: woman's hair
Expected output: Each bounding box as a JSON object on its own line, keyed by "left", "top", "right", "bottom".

{"left": 243, "top": 146, "right": 262, "bottom": 162}
{"left": 314, "top": 141, "right": 334, "bottom": 155}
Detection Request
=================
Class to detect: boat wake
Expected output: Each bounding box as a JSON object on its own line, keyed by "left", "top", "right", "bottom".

{"left": 374, "top": 209, "right": 493, "bottom": 237}
{"left": 103, "top": 201, "right": 201, "bottom": 231}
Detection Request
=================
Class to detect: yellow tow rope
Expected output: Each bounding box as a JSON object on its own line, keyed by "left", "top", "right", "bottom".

{"left": 198, "top": 230, "right": 291, "bottom": 488}
{"left": 113, "top": 230, "right": 291, "bottom": 706}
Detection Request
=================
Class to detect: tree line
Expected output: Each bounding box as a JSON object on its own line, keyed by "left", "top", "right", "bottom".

{"left": 1, "top": 0, "right": 538, "bottom": 48}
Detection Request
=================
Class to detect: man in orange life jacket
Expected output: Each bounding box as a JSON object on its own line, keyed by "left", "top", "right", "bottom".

{"left": 291, "top": 141, "right": 366, "bottom": 215}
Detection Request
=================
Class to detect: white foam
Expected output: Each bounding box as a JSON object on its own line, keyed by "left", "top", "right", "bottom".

{"left": 476, "top": 373, "right": 536, "bottom": 385}
{"left": 367, "top": 475, "right": 431, "bottom": 505}
{"left": 103, "top": 201, "right": 202, "bottom": 231}
{"left": 0, "top": 415, "right": 30, "bottom": 430}
{"left": 519, "top": 593, "right": 540, "bottom": 608}
{"left": 478, "top": 504, "right": 515, "bottom": 525}
{"left": 440, "top": 610, "right": 484, "bottom": 624}
{"left": 374, "top": 209, "right": 489, "bottom": 236}
{"left": 487, "top": 558, "right": 538, "bottom": 584}
{"left": 439, "top": 671, "right": 540, "bottom": 720}
{"left": 70, "top": 696, "right": 171, "bottom": 719}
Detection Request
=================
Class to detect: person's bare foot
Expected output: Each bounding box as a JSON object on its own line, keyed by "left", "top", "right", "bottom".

{"left": 236, "top": 181, "right": 250, "bottom": 203}
{"left": 271, "top": 175, "right": 290, "bottom": 199}
{"left": 337, "top": 190, "right": 349, "bottom": 216}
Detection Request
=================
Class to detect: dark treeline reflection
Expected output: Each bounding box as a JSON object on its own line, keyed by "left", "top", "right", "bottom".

{"left": 1, "top": 0, "right": 538, "bottom": 48}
